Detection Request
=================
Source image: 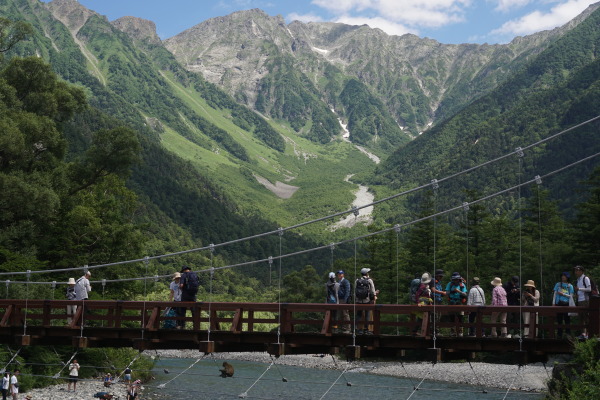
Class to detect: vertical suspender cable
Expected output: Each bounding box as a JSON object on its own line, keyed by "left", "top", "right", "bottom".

{"left": 23, "top": 270, "right": 30, "bottom": 336}
{"left": 5, "top": 280, "right": 9, "bottom": 299}
{"left": 395, "top": 225, "right": 401, "bottom": 336}
{"left": 517, "top": 149, "right": 524, "bottom": 349}
{"left": 141, "top": 256, "right": 149, "bottom": 340}
{"left": 277, "top": 228, "right": 283, "bottom": 345}
{"left": 352, "top": 239, "right": 357, "bottom": 347}
{"left": 208, "top": 244, "right": 215, "bottom": 343}
{"left": 535, "top": 176, "right": 544, "bottom": 306}
{"left": 465, "top": 204, "right": 470, "bottom": 285}
{"left": 432, "top": 180, "right": 439, "bottom": 347}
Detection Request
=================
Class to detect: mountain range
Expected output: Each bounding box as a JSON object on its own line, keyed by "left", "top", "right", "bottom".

{"left": 2, "top": 0, "right": 600, "bottom": 267}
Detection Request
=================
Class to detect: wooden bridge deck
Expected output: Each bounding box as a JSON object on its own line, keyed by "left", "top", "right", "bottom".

{"left": 0, "top": 298, "right": 597, "bottom": 363}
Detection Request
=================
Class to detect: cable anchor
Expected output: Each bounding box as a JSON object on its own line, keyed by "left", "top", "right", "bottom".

{"left": 51, "top": 281, "right": 56, "bottom": 290}
{"left": 431, "top": 179, "right": 439, "bottom": 190}
{"left": 154, "top": 275, "right": 159, "bottom": 282}
{"left": 394, "top": 224, "right": 401, "bottom": 233}
{"left": 351, "top": 206, "right": 359, "bottom": 217}
{"left": 516, "top": 147, "right": 524, "bottom": 158}
{"left": 329, "top": 243, "right": 335, "bottom": 251}
{"left": 102, "top": 279, "right": 106, "bottom": 288}
{"left": 268, "top": 256, "right": 273, "bottom": 265}
{"left": 535, "top": 175, "right": 542, "bottom": 185}
{"left": 209, "top": 243, "right": 215, "bottom": 253}
{"left": 463, "top": 202, "right": 470, "bottom": 211}
{"left": 278, "top": 227, "right": 284, "bottom": 237}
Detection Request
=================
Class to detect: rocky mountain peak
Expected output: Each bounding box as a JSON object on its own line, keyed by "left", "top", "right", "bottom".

{"left": 112, "top": 16, "right": 161, "bottom": 45}
{"left": 45, "top": 0, "right": 98, "bottom": 35}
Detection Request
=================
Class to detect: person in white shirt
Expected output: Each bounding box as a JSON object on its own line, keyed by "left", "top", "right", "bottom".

{"left": 574, "top": 265, "right": 591, "bottom": 339}
{"left": 467, "top": 277, "right": 485, "bottom": 336}
{"left": 75, "top": 271, "right": 92, "bottom": 301}
{"left": 1, "top": 372, "right": 9, "bottom": 400}
{"left": 9, "top": 370, "right": 19, "bottom": 400}
{"left": 67, "top": 360, "right": 80, "bottom": 391}
{"left": 169, "top": 272, "right": 184, "bottom": 329}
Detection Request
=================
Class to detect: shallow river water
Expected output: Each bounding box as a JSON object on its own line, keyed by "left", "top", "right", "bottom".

{"left": 143, "top": 358, "right": 544, "bottom": 400}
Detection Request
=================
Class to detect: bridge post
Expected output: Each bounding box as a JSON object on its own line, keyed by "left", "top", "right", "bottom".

{"left": 589, "top": 295, "right": 600, "bottom": 337}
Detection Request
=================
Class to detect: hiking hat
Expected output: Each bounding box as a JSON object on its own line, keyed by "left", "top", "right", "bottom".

{"left": 471, "top": 277, "right": 480, "bottom": 285}
{"left": 172, "top": 272, "right": 181, "bottom": 280}
{"left": 491, "top": 277, "right": 502, "bottom": 286}
{"left": 336, "top": 270, "right": 345, "bottom": 275}
{"left": 85, "top": 270, "right": 91, "bottom": 276}
{"left": 511, "top": 275, "right": 519, "bottom": 282}
{"left": 421, "top": 272, "right": 432, "bottom": 284}
{"left": 328, "top": 272, "right": 335, "bottom": 279}
{"left": 360, "top": 267, "right": 371, "bottom": 275}
{"left": 68, "top": 278, "right": 76, "bottom": 285}
{"left": 180, "top": 265, "right": 191, "bottom": 273}
{"left": 435, "top": 269, "right": 444, "bottom": 277}
{"left": 574, "top": 265, "right": 584, "bottom": 271}
{"left": 524, "top": 280, "right": 536, "bottom": 288}
{"left": 561, "top": 271, "right": 570, "bottom": 280}
{"left": 451, "top": 272, "right": 461, "bottom": 280}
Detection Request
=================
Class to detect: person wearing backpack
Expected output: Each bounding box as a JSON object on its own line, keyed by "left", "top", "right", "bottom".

{"left": 552, "top": 271, "right": 574, "bottom": 338}
{"left": 409, "top": 273, "right": 421, "bottom": 304}
{"left": 179, "top": 266, "right": 199, "bottom": 330}
{"left": 66, "top": 277, "right": 77, "bottom": 324}
{"left": 445, "top": 272, "right": 468, "bottom": 337}
{"left": 355, "top": 268, "right": 377, "bottom": 335}
{"left": 574, "top": 265, "right": 592, "bottom": 339}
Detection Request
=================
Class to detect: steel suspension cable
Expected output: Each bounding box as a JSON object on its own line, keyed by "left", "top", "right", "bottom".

{"left": 536, "top": 179, "right": 544, "bottom": 306}
{"left": 352, "top": 239, "right": 357, "bottom": 347}
{"left": 0, "top": 348, "right": 20, "bottom": 374}
{"left": 318, "top": 362, "right": 350, "bottom": 400}
{"left": 277, "top": 229, "right": 283, "bottom": 345}
{"left": 2, "top": 116, "right": 597, "bottom": 279}
{"left": 395, "top": 225, "right": 400, "bottom": 335}
{"left": 432, "top": 180, "right": 438, "bottom": 345}
{"left": 208, "top": 245, "right": 215, "bottom": 341}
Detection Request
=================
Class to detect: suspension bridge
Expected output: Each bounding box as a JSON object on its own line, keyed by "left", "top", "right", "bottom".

{"left": 1, "top": 297, "right": 598, "bottom": 364}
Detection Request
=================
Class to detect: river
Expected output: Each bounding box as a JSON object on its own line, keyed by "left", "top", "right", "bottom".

{"left": 142, "top": 358, "right": 544, "bottom": 400}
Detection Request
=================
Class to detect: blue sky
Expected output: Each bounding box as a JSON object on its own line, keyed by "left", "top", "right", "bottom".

{"left": 46, "top": 0, "right": 598, "bottom": 44}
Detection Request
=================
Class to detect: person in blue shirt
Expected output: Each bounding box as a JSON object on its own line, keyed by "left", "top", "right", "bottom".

{"left": 445, "top": 272, "right": 468, "bottom": 336}
{"left": 552, "top": 271, "right": 574, "bottom": 338}
{"left": 336, "top": 270, "right": 351, "bottom": 333}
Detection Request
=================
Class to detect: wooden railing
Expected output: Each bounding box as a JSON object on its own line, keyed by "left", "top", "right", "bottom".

{"left": 0, "top": 297, "right": 597, "bottom": 339}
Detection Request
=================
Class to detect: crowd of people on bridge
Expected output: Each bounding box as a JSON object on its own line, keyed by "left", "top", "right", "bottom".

{"left": 322, "top": 265, "right": 595, "bottom": 339}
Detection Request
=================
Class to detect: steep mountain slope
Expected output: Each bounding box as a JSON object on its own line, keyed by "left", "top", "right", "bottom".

{"left": 372, "top": 5, "right": 600, "bottom": 217}
{"left": 164, "top": 6, "right": 598, "bottom": 146}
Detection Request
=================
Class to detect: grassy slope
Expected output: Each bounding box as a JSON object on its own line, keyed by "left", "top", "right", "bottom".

{"left": 157, "top": 70, "right": 377, "bottom": 237}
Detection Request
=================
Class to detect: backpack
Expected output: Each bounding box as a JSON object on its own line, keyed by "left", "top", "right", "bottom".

{"left": 355, "top": 278, "right": 370, "bottom": 301}
{"left": 66, "top": 286, "right": 76, "bottom": 300}
{"left": 162, "top": 307, "right": 176, "bottom": 329}
{"left": 182, "top": 271, "right": 200, "bottom": 294}
{"left": 583, "top": 275, "right": 599, "bottom": 296}
{"left": 410, "top": 278, "right": 421, "bottom": 303}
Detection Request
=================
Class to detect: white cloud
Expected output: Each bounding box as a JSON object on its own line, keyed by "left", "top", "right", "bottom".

{"left": 333, "top": 15, "right": 412, "bottom": 36}
{"left": 491, "top": 0, "right": 594, "bottom": 36}
{"left": 311, "top": 0, "right": 473, "bottom": 28}
{"left": 494, "top": 0, "right": 533, "bottom": 13}
{"left": 287, "top": 12, "right": 324, "bottom": 23}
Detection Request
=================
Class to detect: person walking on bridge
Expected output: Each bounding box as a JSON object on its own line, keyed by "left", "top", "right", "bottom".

{"left": 326, "top": 272, "right": 340, "bottom": 332}
{"left": 74, "top": 271, "right": 91, "bottom": 301}
{"left": 355, "top": 268, "right": 377, "bottom": 335}
{"left": 336, "top": 270, "right": 351, "bottom": 333}
{"left": 490, "top": 277, "right": 509, "bottom": 338}
{"left": 552, "top": 271, "right": 574, "bottom": 338}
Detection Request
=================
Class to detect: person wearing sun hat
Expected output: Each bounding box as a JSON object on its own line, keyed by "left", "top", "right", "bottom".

{"left": 66, "top": 277, "right": 77, "bottom": 324}
{"left": 412, "top": 272, "right": 432, "bottom": 336}
{"left": 490, "top": 277, "right": 509, "bottom": 338}
{"left": 169, "top": 272, "right": 184, "bottom": 329}
{"left": 467, "top": 277, "right": 485, "bottom": 336}
{"left": 522, "top": 280, "right": 540, "bottom": 337}
{"left": 445, "top": 272, "right": 467, "bottom": 337}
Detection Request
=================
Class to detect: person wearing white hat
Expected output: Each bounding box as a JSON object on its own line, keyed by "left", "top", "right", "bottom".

{"left": 522, "top": 280, "right": 540, "bottom": 337}
{"left": 354, "top": 268, "right": 377, "bottom": 334}
{"left": 66, "top": 278, "right": 77, "bottom": 324}
{"left": 490, "top": 277, "right": 509, "bottom": 338}
{"left": 326, "top": 272, "right": 340, "bottom": 332}
{"left": 169, "top": 272, "right": 184, "bottom": 329}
